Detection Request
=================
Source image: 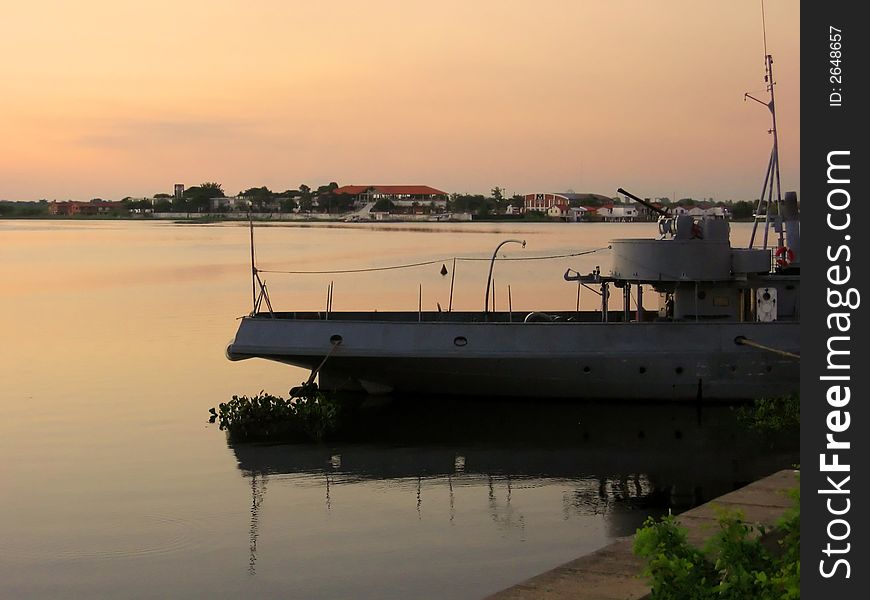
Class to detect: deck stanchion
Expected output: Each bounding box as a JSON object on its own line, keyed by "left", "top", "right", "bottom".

{"left": 448, "top": 258, "right": 456, "bottom": 312}
{"left": 576, "top": 280, "right": 581, "bottom": 314}
{"left": 492, "top": 280, "right": 496, "bottom": 313}
{"left": 636, "top": 285, "right": 644, "bottom": 322}
{"left": 508, "top": 285, "right": 513, "bottom": 322}
{"left": 623, "top": 283, "right": 631, "bottom": 322}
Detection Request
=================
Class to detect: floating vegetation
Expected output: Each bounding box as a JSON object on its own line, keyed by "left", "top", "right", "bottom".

{"left": 210, "top": 381, "right": 342, "bottom": 442}
{"left": 735, "top": 394, "right": 800, "bottom": 433}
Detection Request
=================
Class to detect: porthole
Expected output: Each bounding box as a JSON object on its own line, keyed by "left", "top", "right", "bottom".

{"left": 453, "top": 336, "right": 468, "bottom": 347}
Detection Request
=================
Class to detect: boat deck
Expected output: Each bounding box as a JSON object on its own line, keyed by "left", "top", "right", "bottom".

{"left": 246, "top": 310, "right": 784, "bottom": 324}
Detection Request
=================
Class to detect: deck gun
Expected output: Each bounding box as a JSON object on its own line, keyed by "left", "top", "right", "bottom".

{"left": 617, "top": 188, "right": 681, "bottom": 238}
{"left": 617, "top": 188, "right": 670, "bottom": 217}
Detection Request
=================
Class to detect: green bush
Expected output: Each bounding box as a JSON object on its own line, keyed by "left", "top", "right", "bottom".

{"left": 634, "top": 482, "right": 800, "bottom": 599}
{"left": 211, "top": 381, "right": 340, "bottom": 442}
{"left": 736, "top": 394, "right": 800, "bottom": 433}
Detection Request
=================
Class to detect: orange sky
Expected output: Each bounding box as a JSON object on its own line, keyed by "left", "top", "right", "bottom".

{"left": 1, "top": 0, "right": 799, "bottom": 202}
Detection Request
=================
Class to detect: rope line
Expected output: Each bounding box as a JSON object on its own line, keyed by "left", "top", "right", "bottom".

{"left": 734, "top": 336, "right": 800, "bottom": 361}
{"left": 257, "top": 247, "right": 610, "bottom": 275}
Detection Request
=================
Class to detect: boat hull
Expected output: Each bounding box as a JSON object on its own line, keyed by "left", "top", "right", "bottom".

{"left": 227, "top": 314, "right": 799, "bottom": 400}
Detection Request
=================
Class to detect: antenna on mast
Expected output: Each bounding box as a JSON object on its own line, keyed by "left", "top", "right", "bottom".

{"left": 746, "top": 0, "right": 784, "bottom": 251}
{"left": 249, "top": 201, "right": 257, "bottom": 314}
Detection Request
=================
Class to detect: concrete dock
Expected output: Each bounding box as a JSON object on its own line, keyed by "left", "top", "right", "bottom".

{"left": 485, "top": 469, "right": 799, "bottom": 600}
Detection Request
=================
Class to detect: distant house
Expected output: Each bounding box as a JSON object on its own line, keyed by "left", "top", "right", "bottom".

{"left": 523, "top": 192, "right": 609, "bottom": 218}
{"left": 598, "top": 205, "right": 638, "bottom": 221}
{"left": 546, "top": 204, "right": 568, "bottom": 218}
{"left": 634, "top": 201, "right": 666, "bottom": 221}
{"left": 48, "top": 200, "right": 121, "bottom": 215}
{"left": 686, "top": 206, "right": 730, "bottom": 219}
{"left": 211, "top": 196, "right": 243, "bottom": 211}
{"left": 567, "top": 206, "right": 587, "bottom": 221}
{"left": 209, "top": 196, "right": 279, "bottom": 212}
{"left": 332, "top": 185, "right": 449, "bottom": 213}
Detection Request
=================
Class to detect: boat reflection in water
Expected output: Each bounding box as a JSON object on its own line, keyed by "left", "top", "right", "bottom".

{"left": 228, "top": 398, "right": 797, "bottom": 581}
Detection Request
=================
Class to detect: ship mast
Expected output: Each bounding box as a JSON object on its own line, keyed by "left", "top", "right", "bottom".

{"left": 747, "top": 1, "right": 784, "bottom": 251}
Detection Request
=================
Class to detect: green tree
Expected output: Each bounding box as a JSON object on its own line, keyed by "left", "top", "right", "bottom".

{"left": 240, "top": 186, "right": 274, "bottom": 211}
{"left": 509, "top": 194, "right": 525, "bottom": 211}
{"left": 581, "top": 196, "right": 606, "bottom": 208}
{"left": 280, "top": 197, "right": 298, "bottom": 213}
{"left": 180, "top": 182, "right": 224, "bottom": 212}
{"left": 477, "top": 200, "right": 494, "bottom": 218}
{"left": 330, "top": 195, "right": 354, "bottom": 213}
{"left": 171, "top": 194, "right": 190, "bottom": 211}
{"left": 183, "top": 186, "right": 210, "bottom": 212}
{"left": 0, "top": 200, "right": 49, "bottom": 217}
{"left": 200, "top": 182, "right": 225, "bottom": 197}
{"left": 154, "top": 198, "right": 173, "bottom": 212}
{"left": 373, "top": 198, "right": 394, "bottom": 212}
{"left": 730, "top": 200, "right": 755, "bottom": 220}
{"left": 449, "top": 193, "right": 487, "bottom": 214}
{"left": 315, "top": 184, "right": 337, "bottom": 213}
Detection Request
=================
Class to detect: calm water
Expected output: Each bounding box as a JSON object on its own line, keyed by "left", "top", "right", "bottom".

{"left": 0, "top": 219, "right": 795, "bottom": 599}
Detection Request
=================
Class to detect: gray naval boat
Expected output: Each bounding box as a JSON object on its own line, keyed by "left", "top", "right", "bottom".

{"left": 227, "top": 55, "right": 798, "bottom": 401}
{"left": 226, "top": 198, "right": 799, "bottom": 401}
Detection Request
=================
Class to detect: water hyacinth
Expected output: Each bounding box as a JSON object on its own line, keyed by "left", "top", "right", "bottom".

{"left": 210, "top": 382, "right": 341, "bottom": 442}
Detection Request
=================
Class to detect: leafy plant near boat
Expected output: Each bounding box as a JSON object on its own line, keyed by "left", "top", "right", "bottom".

{"left": 209, "top": 381, "right": 341, "bottom": 442}
{"left": 735, "top": 394, "right": 800, "bottom": 433}
{"left": 633, "top": 478, "right": 800, "bottom": 599}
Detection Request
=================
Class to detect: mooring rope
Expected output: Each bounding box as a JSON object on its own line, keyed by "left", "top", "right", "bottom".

{"left": 734, "top": 336, "right": 800, "bottom": 360}
{"left": 256, "top": 247, "right": 610, "bottom": 275}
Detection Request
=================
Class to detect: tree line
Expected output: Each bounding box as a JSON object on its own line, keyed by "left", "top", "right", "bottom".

{"left": 2, "top": 183, "right": 761, "bottom": 219}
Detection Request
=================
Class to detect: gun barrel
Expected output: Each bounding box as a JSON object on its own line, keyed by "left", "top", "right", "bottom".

{"left": 617, "top": 188, "right": 669, "bottom": 217}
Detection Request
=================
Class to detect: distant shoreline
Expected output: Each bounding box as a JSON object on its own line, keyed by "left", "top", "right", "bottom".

{"left": 1, "top": 214, "right": 759, "bottom": 224}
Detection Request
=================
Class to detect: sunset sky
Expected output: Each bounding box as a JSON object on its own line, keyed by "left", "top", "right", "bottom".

{"left": 1, "top": 1, "right": 799, "bottom": 202}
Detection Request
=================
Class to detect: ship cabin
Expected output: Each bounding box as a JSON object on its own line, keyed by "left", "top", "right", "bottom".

{"left": 565, "top": 213, "right": 799, "bottom": 325}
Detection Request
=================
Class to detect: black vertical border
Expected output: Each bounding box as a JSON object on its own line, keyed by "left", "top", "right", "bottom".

{"left": 801, "top": 0, "right": 867, "bottom": 596}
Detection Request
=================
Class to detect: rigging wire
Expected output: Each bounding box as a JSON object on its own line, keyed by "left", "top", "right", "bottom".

{"left": 256, "top": 247, "right": 611, "bottom": 275}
